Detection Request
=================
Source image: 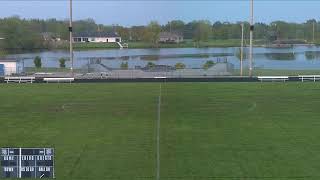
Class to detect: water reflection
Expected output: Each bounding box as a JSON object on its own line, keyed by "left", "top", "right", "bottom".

{"left": 5, "top": 46, "right": 320, "bottom": 70}
{"left": 305, "top": 51, "right": 320, "bottom": 60}
{"left": 264, "top": 52, "right": 295, "bottom": 60}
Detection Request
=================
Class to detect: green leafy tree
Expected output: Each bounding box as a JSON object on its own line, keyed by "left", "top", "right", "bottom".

{"left": 143, "top": 21, "right": 161, "bottom": 45}
{"left": 73, "top": 18, "right": 98, "bottom": 34}
{"left": 146, "top": 62, "right": 156, "bottom": 69}
{"left": 194, "top": 20, "right": 212, "bottom": 42}
{"left": 203, "top": 60, "right": 215, "bottom": 70}
{"left": 0, "top": 49, "right": 6, "bottom": 57}
{"left": 59, "top": 58, "right": 66, "bottom": 68}
{"left": 34, "top": 56, "right": 42, "bottom": 68}
{"left": 184, "top": 21, "right": 198, "bottom": 39}
{"left": 175, "top": 63, "right": 186, "bottom": 69}
{"left": 0, "top": 16, "right": 43, "bottom": 51}
{"left": 165, "top": 20, "right": 185, "bottom": 33}
{"left": 130, "top": 26, "right": 145, "bottom": 41}
{"left": 117, "top": 27, "right": 130, "bottom": 41}
{"left": 1, "top": 16, "right": 320, "bottom": 51}
{"left": 212, "top": 21, "right": 231, "bottom": 40}
{"left": 120, "top": 62, "right": 128, "bottom": 70}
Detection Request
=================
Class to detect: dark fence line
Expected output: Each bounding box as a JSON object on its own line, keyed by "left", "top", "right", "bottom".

{"left": 74, "top": 77, "right": 259, "bottom": 83}
{"left": 0, "top": 76, "right": 310, "bottom": 83}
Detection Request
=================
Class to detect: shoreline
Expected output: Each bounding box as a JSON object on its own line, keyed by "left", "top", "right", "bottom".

{"left": 4, "top": 44, "right": 315, "bottom": 55}
{"left": 5, "top": 44, "right": 318, "bottom": 54}
{"left": 2, "top": 42, "right": 318, "bottom": 57}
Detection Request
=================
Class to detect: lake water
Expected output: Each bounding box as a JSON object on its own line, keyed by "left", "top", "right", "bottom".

{"left": 5, "top": 46, "right": 320, "bottom": 70}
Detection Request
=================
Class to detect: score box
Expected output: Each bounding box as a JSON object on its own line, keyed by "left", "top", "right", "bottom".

{"left": 1, "top": 148, "right": 55, "bottom": 178}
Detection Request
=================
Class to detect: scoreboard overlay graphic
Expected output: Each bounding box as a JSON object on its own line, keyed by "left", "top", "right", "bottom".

{"left": 0, "top": 148, "right": 54, "bottom": 178}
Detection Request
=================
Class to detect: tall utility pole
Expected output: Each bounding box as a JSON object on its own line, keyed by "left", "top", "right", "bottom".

{"left": 240, "top": 23, "right": 244, "bottom": 76}
{"left": 249, "top": 0, "right": 254, "bottom": 77}
{"left": 69, "top": 0, "right": 74, "bottom": 75}
{"left": 0, "top": 38, "right": 5, "bottom": 57}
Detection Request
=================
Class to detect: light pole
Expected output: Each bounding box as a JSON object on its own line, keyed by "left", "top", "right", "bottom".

{"left": 0, "top": 38, "right": 5, "bottom": 53}
{"left": 240, "top": 23, "right": 244, "bottom": 76}
{"left": 0, "top": 38, "right": 5, "bottom": 56}
{"left": 249, "top": 0, "right": 254, "bottom": 77}
{"left": 69, "top": 0, "right": 74, "bottom": 75}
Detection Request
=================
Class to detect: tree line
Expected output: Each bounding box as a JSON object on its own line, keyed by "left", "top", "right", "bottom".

{"left": 0, "top": 16, "right": 319, "bottom": 52}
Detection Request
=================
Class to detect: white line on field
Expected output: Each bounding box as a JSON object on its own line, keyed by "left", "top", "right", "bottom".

{"left": 156, "top": 83, "right": 162, "bottom": 180}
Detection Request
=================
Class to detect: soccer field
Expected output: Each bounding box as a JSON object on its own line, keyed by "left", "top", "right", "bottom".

{"left": 1, "top": 83, "right": 320, "bottom": 179}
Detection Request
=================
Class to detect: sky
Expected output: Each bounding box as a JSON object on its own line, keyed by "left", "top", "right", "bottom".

{"left": 0, "top": 1, "right": 319, "bottom": 26}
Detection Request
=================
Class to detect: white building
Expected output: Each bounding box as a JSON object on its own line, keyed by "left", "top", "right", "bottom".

{"left": 73, "top": 32, "right": 121, "bottom": 43}
{"left": 0, "top": 59, "right": 20, "bottom": 76}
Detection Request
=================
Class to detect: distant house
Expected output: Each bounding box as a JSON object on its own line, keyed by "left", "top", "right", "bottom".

{"left": 42, "top": 32, "right": 61, "bottom": 42}
{"left": 159, "top": 32, "right": 183, "bottom": 43}
{"left": 73, "top": 32, "right": 121, "bottom": 43}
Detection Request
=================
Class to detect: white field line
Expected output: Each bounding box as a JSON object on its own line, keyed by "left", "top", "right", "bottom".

{"left": 156, "top": 84, "right": 162, "bottom": 180}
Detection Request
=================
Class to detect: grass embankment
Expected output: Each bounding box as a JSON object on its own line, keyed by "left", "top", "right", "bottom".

{"left": 57, "top": 39, "right": 266, "bottom": 50}
{"left": 24, "top": 67, "right": 87, "bottom": 74}
{"left": 24, "top": 67, "right": 72, "bottom": 73}
{"left": 58, "top": 42, "right": 119, "bottom": 50}
{"left": 1, "top": 83, "right": 320, "bottom": 179}
{"left": 139, "top": 53, "right": 232, "bottom": 61}
{"left": 25, "top": 67, "right": 320, "bottom": 76}
{"left": 127, "top": 39, "right": 244, "bottom": 48}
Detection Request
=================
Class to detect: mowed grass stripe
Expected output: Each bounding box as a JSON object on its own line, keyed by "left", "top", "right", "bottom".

{"left": 0, "top": 83, "right": 159, "bottom": 179}
{"left": 1, "top": 83, "right": 320, "bottom": 179}
{"left": 160, "top": 83, "right": 320, "bottom": 179}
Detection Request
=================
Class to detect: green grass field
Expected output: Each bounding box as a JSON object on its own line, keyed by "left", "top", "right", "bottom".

{"left": 1, "top": 83, "right": 320, "bottom": 179}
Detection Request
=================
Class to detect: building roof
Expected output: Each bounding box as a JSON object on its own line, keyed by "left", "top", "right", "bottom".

{"left": 159, "top": 32, "right": 183, "bottom": 38}
{"left": 74, "top": 32, "right": 121, "bottom": 38}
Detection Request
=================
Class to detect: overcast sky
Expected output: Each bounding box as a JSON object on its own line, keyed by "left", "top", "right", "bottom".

{"left": 0, "top": 1, "right": 319, "bottom": 26}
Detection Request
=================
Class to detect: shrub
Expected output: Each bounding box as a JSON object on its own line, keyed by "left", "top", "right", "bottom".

{"left": 34, "top": 56, "right": 42, "bottom": 69}
{"left": 203, "top": 60, "right": 215, "bottom": 69}
{"left": 175, "top": 63, "right": 186, "bottom": 69}
{"left": 59, "top": 58, "right": 66, "bottom": 68}
{"left": 146, "top": 62, "right": 156, "bottom": 69}
{"left": 120, "top": 62, "right": 128, "bottom": 70}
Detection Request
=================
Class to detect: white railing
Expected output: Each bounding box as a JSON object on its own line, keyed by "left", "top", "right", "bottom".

{"left": 5, "top": 77, "right": 35, "bottom": 83}
{"left": 116, "top": 42, "right": 123, "bottom": 49}
{"left": 298, "top": 75, "right": 320, "bottom": 82}
{"left": 43, "top": 78, "right": 74, "bottom": 83}
{"left": 257, "top": 76, "right": 289, "bottom": 82}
